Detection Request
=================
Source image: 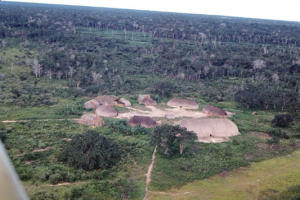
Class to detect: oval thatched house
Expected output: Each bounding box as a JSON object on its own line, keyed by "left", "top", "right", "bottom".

{"left": 79, "top": 113, "right": 103, "bottom": 127}
{"left": 175, "top": 118, "right": 239, "bottom": 138}
{"left": 202, "top": 105, "right": 228, "bottom": 117}
{"left": 114, "top": 98, "right": 131, "bottom": 107}
{"left": 167, "top": 98, "right": 199, "bottom": 109}
{"left": 94, "top": 95, "right": 118, "bottom": 105}
{"left": 84, "top": 99, "right": 99, "bottom": 109}
{"left": 165, "top": 114, "right": 175, "bottom": 119}
{"left": 140, "top": 95, "right": 157, "bottom": 106}
{"left": 127, "top": 116, "right": 157, "bottom": 128}
{"left": 95, "top": 103, "right": 118, "bottom": 117}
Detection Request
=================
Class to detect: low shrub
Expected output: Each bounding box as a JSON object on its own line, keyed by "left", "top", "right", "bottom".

{"left": 267, "top": 129, "right": 289, "bottom": 139}
{"left": 272, "top": 114, "right": 293, "bottom": 127}
{"left": 267, "top": 136, "right": 280, "bottom": 144}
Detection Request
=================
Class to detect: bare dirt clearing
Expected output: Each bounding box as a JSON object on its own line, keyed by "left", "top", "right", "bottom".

{"left": 116, "top": 106, "right": 209, "bottom": 119}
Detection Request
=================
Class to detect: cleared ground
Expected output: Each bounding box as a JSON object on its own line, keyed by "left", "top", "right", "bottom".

{"left": 116, "top": 106, "right": 209, "bottom": 119}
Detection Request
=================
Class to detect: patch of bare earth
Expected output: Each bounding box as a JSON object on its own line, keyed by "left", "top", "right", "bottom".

{"left": 249, "top": 132, "right": 271, "bottom": 140}
{"left": 225, "top": 111, "right": 235, "bottom": 117}
{"left": 256, "top": 143, "right": 269, "bottom": 149}
{"left": 15, "top": 147, "right": 51, "bottom": 157}
{"left": 24, "top": 181, "right": 90, "bottom": 188}
{"left": 116, "top": 106, "right": 209, "bottom": 120}
{"left": 197, "top": 137, "right": 232, "bottom": 143}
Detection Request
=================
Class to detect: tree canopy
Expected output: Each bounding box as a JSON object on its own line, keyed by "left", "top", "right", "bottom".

{"left": 150, "top": 124, "right": 197, "bottom": 155}
{"left": 60, "top": 130, "right": 122, "bottom": 170}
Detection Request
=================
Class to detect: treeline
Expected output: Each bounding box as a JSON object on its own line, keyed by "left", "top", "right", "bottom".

{"left": 235, "top": 83, "right": 300, "bottom": 117}
{"left": 0, "top": 2, "right": 299, "bottom": 117}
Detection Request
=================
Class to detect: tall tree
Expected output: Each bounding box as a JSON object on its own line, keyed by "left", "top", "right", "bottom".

{"left": 31, "top": 60, "right": 41, "bottom": 79}
{"left": 154, "top": 81, "right": 174, "bottom": 97}
{"left": 150, "top": 124, "right": 197, "bottom": 155}
{"left": 60, "top": 130, "right": 122, "bottom": 170}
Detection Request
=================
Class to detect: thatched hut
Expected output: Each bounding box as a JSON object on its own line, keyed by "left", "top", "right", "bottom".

{"left": 140, "top": 95, "right": 157, "bottom": 106}
{"left": 167, "top": 98, "right": 199, "bottom": 109}
{"left": 95, "top": 103, "right": 118, "bottom": 117}
{"left": 202, "top": 105, "right": 228, "bottom": 117}
{"left": 79, "top": 113, "right": 103, "bottom": 127}
{"left": 94, "top": 95, "right": 118, "bottom": 105}
{"left": 84, "top": 99, "right": 100, "bottom": 109}
{"left": 165, "top": 114, "right": 175, "bottom": 119}
{"left": 127, "top": 116, "right": 157, "bottom": 128}
{"left": 175, "top": 118, "right": 239, "bottom": 138}
{"left": 138, "top": 95, "right": 149, "bottom": 103}
{"left": 114, "top": 98, "right": 131, "bottom": 107}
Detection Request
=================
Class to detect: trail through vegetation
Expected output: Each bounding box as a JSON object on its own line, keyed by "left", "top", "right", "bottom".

{"left": 144, "top": 146, "right": 157, "bottom": 196}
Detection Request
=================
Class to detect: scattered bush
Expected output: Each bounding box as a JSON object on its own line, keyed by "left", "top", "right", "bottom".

{"left": 0, "top": 131, "right": 7, "bottom": 143}
{"left": 267, "top": 136, "right": 280, "bottom": 144}
{"left": 31, "top": 191, "right": 58, "bottom": 200}
{"left": 267, "top": 129, "right": 289, "bottom": 139}
{"left": 107, "top": 120, "right": 150, "bottom": 135}
{"left": 272, "top": 114, "right": 293, "bottom": 127}
{"left": 232, "top": 139, "right": 240, "bottom": 145}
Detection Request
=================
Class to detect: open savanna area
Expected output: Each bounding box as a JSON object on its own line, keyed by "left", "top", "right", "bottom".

{"left": 145, "top": 150, "right": 300, "bottom": 200}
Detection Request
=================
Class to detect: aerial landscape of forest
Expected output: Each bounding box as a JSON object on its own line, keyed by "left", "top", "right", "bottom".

{"left": 0, "top": 1, "right": 300, "bottom": 199}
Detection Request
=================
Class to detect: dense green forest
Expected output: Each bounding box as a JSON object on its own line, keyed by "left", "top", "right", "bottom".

{"left": 0, "top": 1, "right": 300, "bottom": 199}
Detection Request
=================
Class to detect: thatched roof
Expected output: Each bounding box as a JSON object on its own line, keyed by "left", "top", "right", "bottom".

{"left": 175, "top": 118, "right": 239, "bottom": 138}
{"left": 127, "top": 116, "right": 157, "bottom": 128}
{"left": 165, "top": 114, "right": 175, "bottom": 119}
{"left": 79, "top": 113, "right": 103, "bottom": 127}
{"left": 202, "top": 105, "right": 228, "bottom": 117}
{"left": 84, "top": 99, "right": 100, "bottom": 109}
{"left": 167, "top": 98, "right": 199, "bottom": 109}
{"left": 94, "top": 95, "right": 118, "bottom": 105}
{"left": 95, "top": 104, "right": 118, "bottom": 117}
{"left": 118, "top": 98, "right": 131, "bottom": 107}
{"left": 140, "top": 95, "right": 157, "bottom": 106}
{"left": 138, "top": 94, "right": 149, "bottom": 102}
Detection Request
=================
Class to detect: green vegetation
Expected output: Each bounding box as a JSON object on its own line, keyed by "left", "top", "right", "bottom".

{"left": 150, "top": 124, "right": 197, "bottom": 155}
{"left": 146, "top": 150, "right": 300, "bottom": 200}
{"left": 59, "top": 130, "right": 122, "bottom": 170}
{"left": 2, "top": 120, "right": 153, "bottom": 199}
{"left": 0, "top": 1, "right": 300, "bottom": 199}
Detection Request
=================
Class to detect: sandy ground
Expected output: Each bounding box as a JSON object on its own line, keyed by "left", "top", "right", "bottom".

{"left": 116, "top": 106, "right": 209, "bottom": 119}
{"left": 197, "top": 137, "right": 232, "bottom": 143}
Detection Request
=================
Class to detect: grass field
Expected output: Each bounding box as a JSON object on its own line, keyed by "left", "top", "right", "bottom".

{"left": 145, "top": 150, "right": 300, "bottom": 200}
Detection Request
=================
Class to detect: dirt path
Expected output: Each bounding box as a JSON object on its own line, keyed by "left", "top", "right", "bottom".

{"left": 144, "top": 145, "right": 157, "bottom": 200}
{"left": 24, "top": 181, "right": 90, "bottom": 188}
{"left": 15, "top": 147, "right": 51, "bottom": 157}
